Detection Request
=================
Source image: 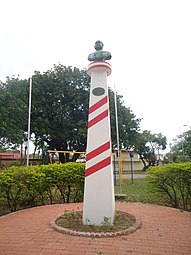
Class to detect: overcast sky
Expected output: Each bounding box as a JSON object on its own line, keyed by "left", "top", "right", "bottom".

{"left": 1, "top": 0, "right": 191, "bottom": 149}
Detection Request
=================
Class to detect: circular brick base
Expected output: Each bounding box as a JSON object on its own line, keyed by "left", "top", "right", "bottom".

{"left": 49, "top": 211, "right": 142, "bottom": 238}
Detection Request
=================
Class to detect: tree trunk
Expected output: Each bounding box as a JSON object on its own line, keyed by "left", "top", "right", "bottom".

{"left": 72, "top": 153, "right": 80, "bottom": 162}
{"left": 139, "top": 154, "right": 147, "bottom": 171}
{"left": 59, "top": 153, "right": 65, "bottom": 163}
{"left": 59, "top": 152, "right": 81, "bottom": 163}
{"left": 20, "top": 143, "right": 23, "bottom": 158}
{"left": 33, "top": 146, "right": 37, "bottom": 160}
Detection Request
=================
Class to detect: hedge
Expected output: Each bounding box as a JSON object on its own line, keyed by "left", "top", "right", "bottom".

{"left": 0, "top": 163, "right": 85, "bottom": 212}
{"left": 148, "top": 162, "right": 191, "bottom": 211}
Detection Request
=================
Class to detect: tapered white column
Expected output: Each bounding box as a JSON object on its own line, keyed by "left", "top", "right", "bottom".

{"left": 83, "top": 61, "right": 115, "bottom": 226}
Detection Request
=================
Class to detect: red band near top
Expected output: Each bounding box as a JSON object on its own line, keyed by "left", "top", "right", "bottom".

{"left": 88, "top": 64, "right": 111, "bottom": 71}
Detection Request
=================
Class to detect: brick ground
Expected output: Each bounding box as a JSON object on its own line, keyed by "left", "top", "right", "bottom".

{"left": 0, "top": 203, "right": 190, "bottom": 255}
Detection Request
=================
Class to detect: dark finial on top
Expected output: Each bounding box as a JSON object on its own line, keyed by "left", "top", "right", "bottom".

{"left": 88, "top": 40, "right": 112, "bottom": 62}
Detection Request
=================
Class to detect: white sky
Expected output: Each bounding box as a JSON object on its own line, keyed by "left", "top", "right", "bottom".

{"left": 0, "top": 0, "right": 191, "bottom": 149}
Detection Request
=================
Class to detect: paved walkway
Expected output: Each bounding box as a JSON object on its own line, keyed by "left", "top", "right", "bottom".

{"left": 0, "top": 203, "right": 190, "bottom": 255}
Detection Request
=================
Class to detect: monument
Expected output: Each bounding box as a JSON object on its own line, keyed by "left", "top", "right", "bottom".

{"left": 83, "top": 41, "right": 115, "bottom": 226}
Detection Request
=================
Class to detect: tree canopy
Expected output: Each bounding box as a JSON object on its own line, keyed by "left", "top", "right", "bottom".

{"left": 109, "top": 89, "right": 141, "bottom": 149}
{"left": 0, "top": 64, "right": 141, "bottom": 162}
{"left": 166, "top": 128, "right": 191, "bottom": 163}
{"left": 0, "top": 79, "right": 27, "bottom": 148}
{"left": 134, "top": 130, "right": 167, "bottom": 169}
{"left": 31, "top": 65, "right": 90, "bottom": 155}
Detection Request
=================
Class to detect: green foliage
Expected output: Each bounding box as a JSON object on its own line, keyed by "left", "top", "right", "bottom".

{"left": 41, "top": 163, "right": 85, "bottom": 203}
{"left": 167, "top": 128, "right": 191, "bottom": 163}
{"left": 183, "top": 129, "right": 191, "bottom": 158}
{"left": 0, "top": 80, "right": 27, "bottom": 147}
{"left": 30, "top": 66, "right": 90, "bottom": 157}
{"left": 1, "top": 65, "right": 140, "bottom": 160}
{"left": 31, "top": 66, "right": 140, "bottom": 155}
{"left": 0, "top": 163, "right": 85, "bottom": 213}
{"left": 0, "top": 167, "right": 25, "bottom": 212}
{"left": 22, "top": 166, "right": 53, "bottom": 207}
{"left": 109, "top": 88, "right": 141, "bottom": 149}
{"left": 148, "top": 162, "right": 191, "bottom": 211}
{"left": 134, "top": 131, "right": 167, "bottom": 169}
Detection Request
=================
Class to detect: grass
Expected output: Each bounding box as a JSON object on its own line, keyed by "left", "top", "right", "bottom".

{"left": 115, "top": 177, "right": 169, "bottom": 206}
{"left": 56, "top": 210, "right": 136, "bottom": 232}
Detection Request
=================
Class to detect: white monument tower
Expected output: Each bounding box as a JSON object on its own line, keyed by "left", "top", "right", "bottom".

{"left": 83, "top": 41, "right": 115, "bottom": 226}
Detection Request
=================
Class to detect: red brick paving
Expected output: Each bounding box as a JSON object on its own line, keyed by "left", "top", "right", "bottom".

{"left": 0, "top": 203, "right": 190, "bottom": 255}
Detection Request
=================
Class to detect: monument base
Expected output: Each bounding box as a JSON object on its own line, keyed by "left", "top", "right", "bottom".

{"left": 83, "top": 164, "right": 115, "bottom": 226}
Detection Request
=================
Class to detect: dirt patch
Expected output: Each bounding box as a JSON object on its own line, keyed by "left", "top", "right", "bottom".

{"left": 50, "top": 210, "right": 142, "bottom": 238}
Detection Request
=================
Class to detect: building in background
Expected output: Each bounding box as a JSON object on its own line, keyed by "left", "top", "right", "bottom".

{"left": 113, "top": 150, "right": 145, "bottom": 173}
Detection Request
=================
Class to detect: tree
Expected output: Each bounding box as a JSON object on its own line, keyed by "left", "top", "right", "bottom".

{"left": 167, "top": 128, "right": 191, "bottom": 163}
{"left": 183, "top": 129, "right": 191, "bottom": 158}
{"left": 1, "top": 64, "right": 141, "bottom": 163}
{"left": 30, "top": 65, "right": 90, "bottom": 162}
{"left": 0, "top": 79, "right": 27, "bottom": 148}
{"left": 109, "top": 89, "right": 141, "bottom": 149}
{"left": 134, "top": 131, "right": 167, "bottom": 169}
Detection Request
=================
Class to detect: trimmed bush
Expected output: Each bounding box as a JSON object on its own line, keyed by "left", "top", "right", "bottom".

{"left": 0, "top": 163, "right": 85, "bottom": 212}
{"left": 148, "top": 162, "right": 191, "bottom": 211}
{"left": 0, "top": 167, "right": 27, "bottom": 212}
{"left": 40, "top": 163, "right": 85, "bottom": 203}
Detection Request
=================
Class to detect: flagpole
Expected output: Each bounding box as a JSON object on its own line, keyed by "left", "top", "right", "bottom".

{"left": 27, "top": 76, "right": 32, "bottom": 166}
{"left": 114, "top": 84, "right": 122, "bottom": 193}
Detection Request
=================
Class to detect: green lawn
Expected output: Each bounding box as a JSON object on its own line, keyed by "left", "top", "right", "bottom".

{"left": 115, "top": 177, "right": 169, "bottom": 206}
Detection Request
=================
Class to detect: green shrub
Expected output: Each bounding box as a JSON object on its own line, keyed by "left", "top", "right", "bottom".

{"left": 0, "top": 163, "right": 85, "bottom": 213}
{"left": 43, "top": 163, "right": 85, "bottom": 203}
{"left": 148, "top": 162, "right": 191, "bottom": 211}
{"left": 0, "top": 167, "right": 25, "bottom": 212}
{"left": 22, "top": 166, "right": 53, "bottom": 207}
